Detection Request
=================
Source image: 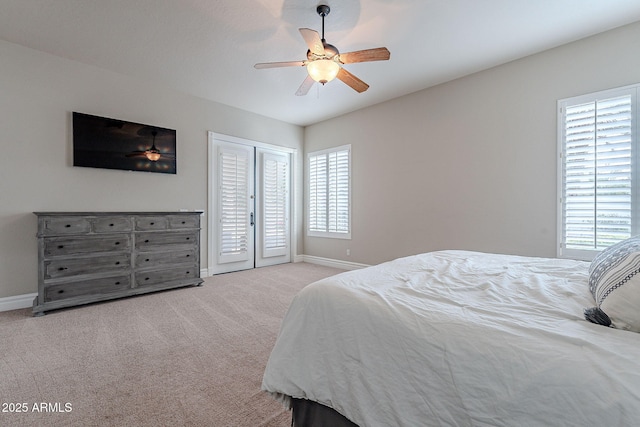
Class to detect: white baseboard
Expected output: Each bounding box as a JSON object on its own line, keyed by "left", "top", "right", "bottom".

{"left": 2, "top": 271, "right": 211, "bottom": 313}
{"left": 0, "top": 293, "right": 36, "bottom": 312}
{"left": 1, "top": 261, "right": 366, "bottom": 312}
{"left": 300, "top": 255, "right": 370, "bottom": 271}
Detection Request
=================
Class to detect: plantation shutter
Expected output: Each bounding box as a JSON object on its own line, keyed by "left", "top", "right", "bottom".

{"left": 218, "top": 146, "right": 251, "bottom": 263}
{"left": 328, "top": 149, "right": 350, "bottom": 234}
{"left": 308, "top": 145, "right": 350, "bottom": 238}
{"left": 262, "top": 152, "right": 289, "bottom": 257}
{"left": 309, "top": 153, "right": 328, "bottom": 233}
{"left": 560, "top": 90, "right": 635, "bottom": 258}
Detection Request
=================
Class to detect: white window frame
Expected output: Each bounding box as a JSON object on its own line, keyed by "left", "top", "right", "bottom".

{"left": 307, "top": 144, "right": 351, "bottom": 239}
{"left": 557, "top": 83, "right": 640, "bottom": 260}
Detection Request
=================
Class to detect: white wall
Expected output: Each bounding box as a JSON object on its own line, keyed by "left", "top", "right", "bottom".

{"left": 304, "top": 21, "right": 640, "bottom": 266}
{"left": 0, "top": 39, "right": 303, "bottom": 300}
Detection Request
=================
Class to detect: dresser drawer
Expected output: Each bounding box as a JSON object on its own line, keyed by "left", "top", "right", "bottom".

{"left": 44, "top": 254, "right": 130, "bottom": 279}
{"left": 135, "top": 216, "right": 168, "bottom": 231}
{"left": 93, "top": 216, "right": 132, "bottom": 233}
{"left": 44, "top": 275, "right": 130, "bottom": 302}
{"left": 168, "top": 215, "right": 200, "bottom": 229}
{"left": 44, "top": 235, "right": 131, "bottom": 257}
{"left": 135, "top": 231, "right": 197, "bottom": 249}
{"left": 135, "top": 249, "right": 197, "bottom": 269}
{"left": 135, "top": 267, "right": 198, "bottom": 287}
{"left": 40, "top": 216, "right": 91, "bottom": 235}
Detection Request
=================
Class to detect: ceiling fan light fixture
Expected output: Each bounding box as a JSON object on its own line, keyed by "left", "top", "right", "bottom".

{"left": 307, "top": 59, "right": 339, "bottom": 84}
{"left": 145, "top": 151, "right": 161, "bottom": 161}
{"left": 144, "top": 130, "right": 161, "bottom": 161}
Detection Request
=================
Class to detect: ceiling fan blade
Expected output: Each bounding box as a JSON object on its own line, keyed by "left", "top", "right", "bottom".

{"left": 299, "top": 28, "right": 325, "bottom": 56}
{"left": 339, "top": 47, "right": 390, "bottom": 64}
{"left": 337, "top": 68, "right": 369, "bottom": 93}
{"left": 254, "top": 61, "right": 306, "bottom": 69}
{"left": 295, "top": 75, "right": 315, "bottom": 96}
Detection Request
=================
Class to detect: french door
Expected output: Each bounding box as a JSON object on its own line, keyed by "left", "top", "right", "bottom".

{"left": 209, "top": 133, "right": 292, "bottom": 274}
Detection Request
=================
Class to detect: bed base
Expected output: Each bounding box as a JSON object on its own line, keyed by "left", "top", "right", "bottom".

{"left": 292, "top": 398, "right": 359, "bottom": 427}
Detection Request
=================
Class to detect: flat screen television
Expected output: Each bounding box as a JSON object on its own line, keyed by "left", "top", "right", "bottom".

{"left": 73, "top": 112, "right": 177, "bottom": 174}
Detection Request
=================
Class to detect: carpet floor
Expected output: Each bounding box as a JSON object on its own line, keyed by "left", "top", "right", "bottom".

{"left": 0, "top": 262, "right": 343, "bottom": 427}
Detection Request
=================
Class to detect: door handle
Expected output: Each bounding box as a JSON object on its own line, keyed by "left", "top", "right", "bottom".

{"left": 250, "top": 212, "right": 255, "bottom": 227}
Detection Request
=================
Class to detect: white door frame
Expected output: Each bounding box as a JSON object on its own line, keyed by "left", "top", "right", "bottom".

{"left": 207, "top": 132, "right": 296, "bottom": 275}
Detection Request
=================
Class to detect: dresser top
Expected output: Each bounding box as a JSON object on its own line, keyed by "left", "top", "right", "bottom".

{"left": 34, "top": 211, "right": 203, "bottom": 216}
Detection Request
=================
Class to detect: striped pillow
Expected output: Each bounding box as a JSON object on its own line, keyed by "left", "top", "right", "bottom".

{"left": 587, "top": 236, "right": 640, "bottom": 333}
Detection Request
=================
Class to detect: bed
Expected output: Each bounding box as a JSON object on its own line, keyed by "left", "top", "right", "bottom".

{"left": 262, "top": 250, "right": 640, "bottom": 426}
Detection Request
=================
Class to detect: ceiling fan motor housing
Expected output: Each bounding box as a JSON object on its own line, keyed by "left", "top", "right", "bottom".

{"left": 307, "top": 42, "right": 339, "bottom": 61}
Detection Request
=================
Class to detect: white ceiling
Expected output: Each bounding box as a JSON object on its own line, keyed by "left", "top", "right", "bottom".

{"left": 2, "top": 0, "right": 640, "bottom": 127}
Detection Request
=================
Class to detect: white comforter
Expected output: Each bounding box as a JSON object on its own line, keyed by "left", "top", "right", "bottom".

{"left": 262, "top": 251, "right": 640, "bottom": 426}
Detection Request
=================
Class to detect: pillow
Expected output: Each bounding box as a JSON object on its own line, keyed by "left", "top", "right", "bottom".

{"left": 586, "top": 236, "right": 640, "bottom": 332}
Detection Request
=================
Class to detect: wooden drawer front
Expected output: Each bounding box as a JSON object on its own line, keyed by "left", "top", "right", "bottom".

{"left": 41, "top": 217, "right": 91, "bottom": 235}
{"left": 135, "top": 216, "right": 168, "bottom": 231}
{"left": 93, "top": 216, "right": 132, "bottom": 233}
{"left": 135, "top": 249, "right": 197, "bottom": 269}
{"left": 44, "top": 275, "right": 130, "bottom": 302}
{"left": 135, "top": 231, "right": 197, "bottom": 249}
{"left": 44, "top": 235, "right": 131, "bottom": 257}
{"left": 44, "top": 254, "right": 130, "bottom": 279}
{"left": 136, "top": 267, "right": 198, "bottom": 287}
{"left": 168, "top": 215, "right": 200, "bottom": 229}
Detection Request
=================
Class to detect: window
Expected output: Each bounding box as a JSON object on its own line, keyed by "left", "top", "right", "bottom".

{"left": 308, "top": 145, "right": 351, "bottom": 239}
{"left": 558, "top": 84, "right": 639, "bottom": 260}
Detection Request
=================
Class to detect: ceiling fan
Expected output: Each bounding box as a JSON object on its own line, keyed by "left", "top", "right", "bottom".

{"left": 126, "top": 130, "right": 174, "bottom": 162}
{"left": 254, "top": 4, "right": 390, "bottom": 96}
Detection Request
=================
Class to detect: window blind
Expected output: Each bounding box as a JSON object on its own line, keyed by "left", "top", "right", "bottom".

{"left": 219, "top": 148, "right": 250, "bottom": 258}
{"left": 560, "top": 88, "right": 636, "bottom": 259}
{"left": 263, "top": 155, "right": 288, "bottom": 252}
{"left": 328, "top": 149, "right": 350, "bottom": 234}
{"left": 308, "top": 145, "right": 351, "bottom": 238}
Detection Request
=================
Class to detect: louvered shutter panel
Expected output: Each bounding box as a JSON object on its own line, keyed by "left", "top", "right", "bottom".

{"left": 308, "top": 146, "right": 350, "bottom": 238}
{"left": 328, "top": 149, "right": 350, "bottom": 234}
{"left": 309, "top": 153, "right": 328, "bottom": 233}
{"left": 218, "top": 147, "right": 250, "bottom": 263}
{"left": 262, "top": 153, "right": 289, "bottom": 257}
{"left": 562, "top": 93, "right": 634, "bottom": 253}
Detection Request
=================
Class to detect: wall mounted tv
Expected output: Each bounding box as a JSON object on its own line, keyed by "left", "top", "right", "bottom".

{"left": 73, "top": 112, "right": 176, "bottom": 174}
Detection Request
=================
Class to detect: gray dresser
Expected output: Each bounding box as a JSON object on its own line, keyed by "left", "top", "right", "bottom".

{"left": 33, "top": 212, "right": 203, "bottom": 316}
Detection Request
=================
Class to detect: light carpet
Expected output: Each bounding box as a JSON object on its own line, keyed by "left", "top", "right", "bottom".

{"left": 0, "top": 262, "right": 343, "bottom": 427}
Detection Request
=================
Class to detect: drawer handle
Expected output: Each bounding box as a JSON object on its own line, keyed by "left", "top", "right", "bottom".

{"left": 115, "top": 281, "right": 121, "bottom": 285}
{"left": 115, "top": 241, "right": 120, "bottom": 245}
{"left": 58, "top": 290, "right": 64, "bottom": 294}
{"left": 186, "top": 237, "right": 190, "bottom": 240}
{"left": 115, "top": 261, "right": 120, "bottom": 265}
{"left": 181, "top": 221, "right": 186, "bottom": 224}
{"left": 65, "top": 224, "right": 71, "bottom": 228}
{"left": 150, "top": 222, "right": 155, "bottom": 225}
{"left": 186, "top": 271, "right": 190, "bottom": 274}
{"left": 145, "top": 277, "right": 150, "bottom": 281}
{"left": 145, "top": 258, "right": 150, "bottom": 262}
{"left": 57, "top": 245, "right": 64, "bottom": 249}
{"left": 144, "top": 239, "right": 150, "bottom": 243}
{"left": 186, "top": 254, "right": 190, "bottom": 258}
{"left": 58, "top": 267, "right": 68, "bottom": 271}
{"left": 109, "top": 223, "right": 114, "bottom": 227}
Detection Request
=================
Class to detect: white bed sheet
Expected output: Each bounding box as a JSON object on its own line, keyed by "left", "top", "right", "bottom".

{"left": 262, "top": 250, "right": 640, "bottom": 426}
